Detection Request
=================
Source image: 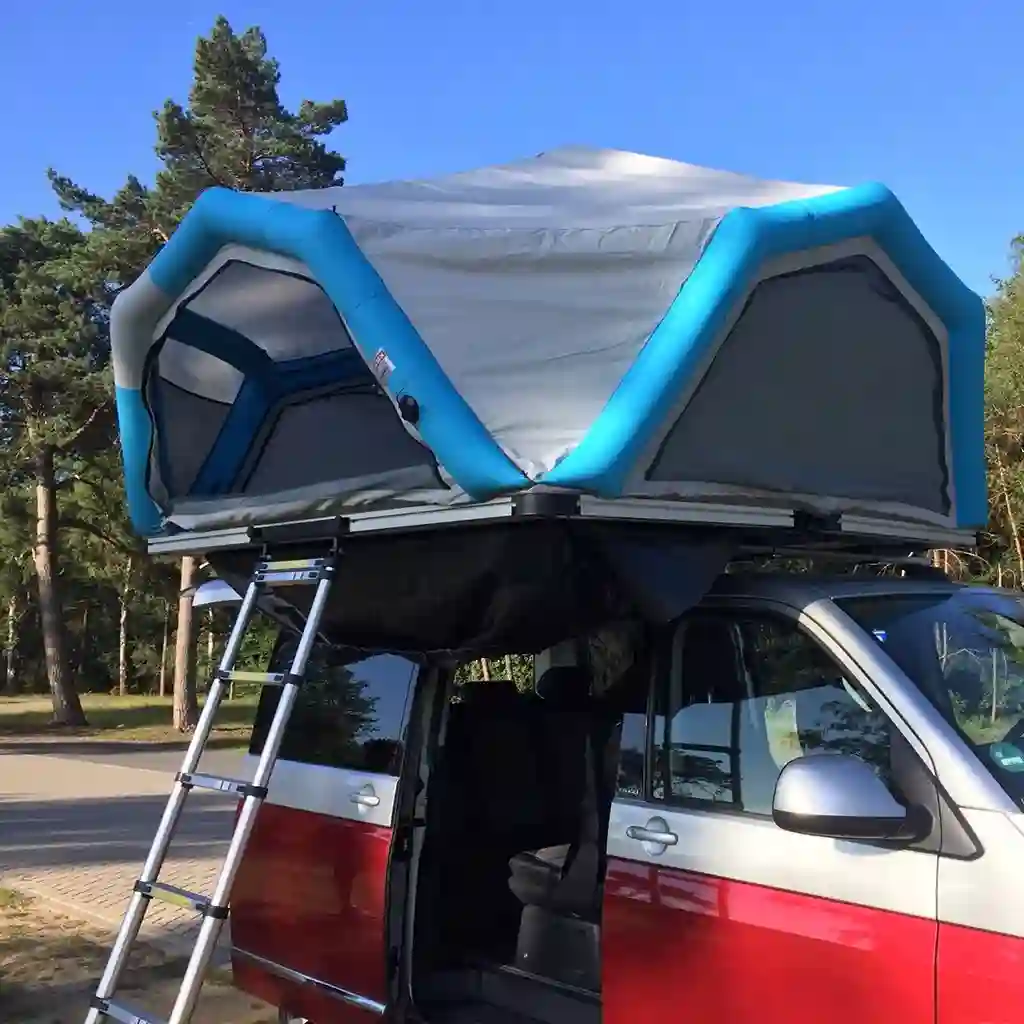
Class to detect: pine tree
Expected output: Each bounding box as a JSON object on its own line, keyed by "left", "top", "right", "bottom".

{"left": 45, "top": 15, "right": 349, "bottom": 730}
{"left": 983, "top": 236, "right": 1024, "bottom": 586}
{"left": 0, "top": 219, "right": 115, "bottom": 724}
{"left": 48, "top": 15, "right": 348, "bottom": 278}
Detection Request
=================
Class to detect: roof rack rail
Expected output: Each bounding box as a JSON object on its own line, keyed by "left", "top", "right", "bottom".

{"left": 737, "top": 546, "right": 930, "bottom": 565}
{"left": 731, "top": 546, "right": 951, "bottom": 580}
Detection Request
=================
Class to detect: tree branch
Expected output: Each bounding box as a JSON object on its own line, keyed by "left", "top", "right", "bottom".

{"left": 55, "top": 403, "right": 108, "bottom": 452}
{"left": 60, "top": 516, "right": 131, "bottom": 554}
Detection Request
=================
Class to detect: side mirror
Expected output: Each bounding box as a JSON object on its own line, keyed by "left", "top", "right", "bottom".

{"left": 772, "top": 754, "right": 929, "bottom": 843}
{"left": 192, "top": 579, "right": 243, "bottom": 608}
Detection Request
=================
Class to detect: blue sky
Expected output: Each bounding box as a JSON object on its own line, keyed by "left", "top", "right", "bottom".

{"left": 1, "top": 0, "right": 1019, "bottom": 296}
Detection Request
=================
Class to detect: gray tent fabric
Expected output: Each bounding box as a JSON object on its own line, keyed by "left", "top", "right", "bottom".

{"left": 266, "top": 148, "right": 840, "bottom": 479}
{"left": 645, "top": 257, "right": 950, "bottom": 515}
{"left": 239, "top": 392, "right": 442, "bottom": 497}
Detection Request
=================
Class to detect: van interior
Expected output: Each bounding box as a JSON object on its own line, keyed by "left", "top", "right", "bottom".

{"left": 405, "top": 625, "right": 650, "bottom": 1024}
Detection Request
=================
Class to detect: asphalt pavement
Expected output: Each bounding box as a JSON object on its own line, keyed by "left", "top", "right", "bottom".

{"left": 0, "top": 741, "right": 249, "bottom": 953}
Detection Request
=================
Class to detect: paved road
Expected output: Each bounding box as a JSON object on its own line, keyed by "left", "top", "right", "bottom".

{"left": 0, "top": 741, "right": 249, "bottom": 956}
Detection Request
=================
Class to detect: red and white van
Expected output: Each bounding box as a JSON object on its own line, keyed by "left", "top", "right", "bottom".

{"left": 198, "top": 568, "right": 1024, "bottom": 1024}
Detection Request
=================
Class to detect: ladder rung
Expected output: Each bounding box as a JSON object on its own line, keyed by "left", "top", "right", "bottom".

{"left": 260, "top": 557, "right": 330, "bottom": 572}
{"left": 254, "top": 557, "right": 333, "bottom": 587}
{"left": 133, "top": 880, "right": 228, "bottom": 919}
{"left": 90, "top": 996, "right": 164, "bottom": 1024}
{"left": 219, "top": 669, "right": 287, "bottom": 686}
{"left": 176, "top": 771, "right": 268, "bottom": 800}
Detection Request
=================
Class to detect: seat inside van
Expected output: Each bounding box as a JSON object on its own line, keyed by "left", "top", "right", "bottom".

{"left": 412, "top": 633, "right": 647, "bottom": 1024}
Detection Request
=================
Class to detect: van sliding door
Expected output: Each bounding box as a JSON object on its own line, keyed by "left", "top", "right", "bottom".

{"left": 230, "top": 637, "right": 417, "bottom": 1023}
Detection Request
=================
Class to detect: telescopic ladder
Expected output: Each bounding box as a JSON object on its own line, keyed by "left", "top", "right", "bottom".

{"left": 85, "top": 547, "right": 338, "bottom": 1024}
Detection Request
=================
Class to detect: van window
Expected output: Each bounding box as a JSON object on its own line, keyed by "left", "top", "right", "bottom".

{"left": 650, "top": 613, "right": 893, "bottom": 815}
{"left": 249, "top": 635, "right": 417, "bottom": 775}
{"left": 839, "top": 589, "right": 1024, "bottom": 808}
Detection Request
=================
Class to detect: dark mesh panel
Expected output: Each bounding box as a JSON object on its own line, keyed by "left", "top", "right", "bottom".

{"left": 647, "top": 257, "right": 950, "bottom": 514}
{"left": 183, "top": 261, "right": 352, "bottom": 361}
{"left": 157, "top": 336, "right": 243, "bottom": 405}
{"left": 148, "top": 376, "right": 232, "bottom": 499}
{"left": 241, "top": 392, "right": 439, "bottom": 496}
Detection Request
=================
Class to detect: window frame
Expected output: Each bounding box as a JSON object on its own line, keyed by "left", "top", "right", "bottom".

{"left": 638, "top": 598, "right": 921, "bottom": 820}
{"left": 610, "top": 638, "right": 659, "bottom": 806}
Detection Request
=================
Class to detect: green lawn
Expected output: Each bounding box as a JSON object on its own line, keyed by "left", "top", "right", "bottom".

{"left": 0, "top": 692, "right": 260, "bottom": 747}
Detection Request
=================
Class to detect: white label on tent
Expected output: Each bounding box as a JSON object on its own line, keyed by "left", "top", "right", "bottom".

{"left": 372, "top": 348, "right": 395, "bottom": 386}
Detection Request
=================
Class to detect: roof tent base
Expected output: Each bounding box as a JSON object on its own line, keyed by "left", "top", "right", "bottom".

{"left": 149, "top": 494, "right": 977, "bottom": 559}
{"left": 159, "top": 497, "right": 976, "bottom": 656}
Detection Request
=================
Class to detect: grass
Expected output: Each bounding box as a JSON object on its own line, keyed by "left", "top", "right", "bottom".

{"left": 0, "top": 888, "right": 276, "bottom": 1023}
{"left": 0, "top": 886, "right": 27, "bottom": 909}
{"left": 0, "top": 692, "right": 261, "bottom": 748}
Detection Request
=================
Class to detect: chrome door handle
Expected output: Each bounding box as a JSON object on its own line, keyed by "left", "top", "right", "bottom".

{"left": 350, "top": 788, "right": 380, "bottom": 808}
{"left": 626, "top": 823, "right": 678, "bottom": 846}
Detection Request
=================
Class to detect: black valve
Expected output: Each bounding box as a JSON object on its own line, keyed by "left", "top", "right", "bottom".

{"left": 397, "top": 394, "right": 420, "bottom": 426}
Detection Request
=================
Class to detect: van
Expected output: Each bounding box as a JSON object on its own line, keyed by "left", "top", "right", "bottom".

{"left": 195, "top": 566, "right": 1024, "bottom": 1024}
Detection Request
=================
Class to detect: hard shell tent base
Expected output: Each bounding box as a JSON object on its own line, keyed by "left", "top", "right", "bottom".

{"left": 150, "top": 496, "right": 977, "bottom": 656}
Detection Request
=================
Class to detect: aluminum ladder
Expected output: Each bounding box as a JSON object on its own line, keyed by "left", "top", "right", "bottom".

{"left": 85, "top": 549, "right": 337, "bottom": 1024}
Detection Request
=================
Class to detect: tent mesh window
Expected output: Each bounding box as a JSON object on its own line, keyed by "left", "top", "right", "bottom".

{"left": 144, "top": 260, "right": 443, "bottom": 503}
{"left": 144, "top": 372, "right": 232, "bottom": 502}
{"left": 646, "top": 256, "right": 951, "bottom": 515}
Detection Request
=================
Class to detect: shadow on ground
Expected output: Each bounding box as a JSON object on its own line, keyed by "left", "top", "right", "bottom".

{"left": 0, "top": 896, "right": 272, "bottom": 1023}
{"left": 0, "top": 794, "right": 236, "bottom": 870}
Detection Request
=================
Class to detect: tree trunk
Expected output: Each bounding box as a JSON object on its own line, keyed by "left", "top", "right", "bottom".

{"left": 159, "top": 602, "right": 170, "bottom": 698}
{"left": 172, "top": 556, "right": 199, "bottom": 732}
{"left": 118, "top": 555, "right": 134, "bottom": 697}
{"left": 4, "top": 592, "right": 17, "bottom": 694}
{"left": 72, "top": 603, "right": 89, "bottom": 684}
{"left": 206, "top": 609, "right": 224, "bottom": 698}
{"left": 206, "top": 609, "right": 215, "bottom": 676}
{"left": 33, "top": 445, "right": 86, "bottom": 726}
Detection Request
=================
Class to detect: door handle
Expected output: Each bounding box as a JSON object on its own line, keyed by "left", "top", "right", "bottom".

{"left": 350, "top": 788, "right": 380, "bottom": 808}
{"left": 626, "top": 819, "right": 678, "bottom": 847}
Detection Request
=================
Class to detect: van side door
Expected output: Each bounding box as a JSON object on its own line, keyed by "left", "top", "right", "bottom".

{"left": 602, "top": 603, "right": 941, "bottom": 1024}
{"left": 230, "top": 635, "right": 418, "bottom": 1023}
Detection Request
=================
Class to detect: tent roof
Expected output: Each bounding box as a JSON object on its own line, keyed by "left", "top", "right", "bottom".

{"left": 264, "top": 145, "right": 842, "bottom": 228}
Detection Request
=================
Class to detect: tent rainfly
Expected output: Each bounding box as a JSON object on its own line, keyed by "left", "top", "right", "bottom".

{"left": 111, "top": 146, "right": 986, "bottom": 541}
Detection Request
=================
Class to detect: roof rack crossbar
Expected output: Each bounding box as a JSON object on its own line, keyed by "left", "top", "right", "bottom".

{"left": 735, "top": 547, "right": 933, "bottom": 567}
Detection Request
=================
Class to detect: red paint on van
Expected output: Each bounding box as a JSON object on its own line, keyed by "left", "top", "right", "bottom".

{"left": 231, "top": 802, "right": 391, "bottom": 1020}
{"left": 937, "top": 921, "right": 1024, "bottom": 1024}
{"left": 602, "top": 857, "right": 936, "bottom": 1024}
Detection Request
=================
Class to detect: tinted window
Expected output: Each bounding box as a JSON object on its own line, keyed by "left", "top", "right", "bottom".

{"left": 250, "top": 634, "right": 417, "bottom": 775}
{"left": 651, "top": 613, "right": 892, "bottom": 815}
{"left": 616, "top": 712, "right": 647, "bottom": 801}
{"left": 839, "top": 590, "right": 1024, "bottom": 808}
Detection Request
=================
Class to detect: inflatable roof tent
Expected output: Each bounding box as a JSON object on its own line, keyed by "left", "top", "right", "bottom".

{"left": 112, "top": 146, "right": 986, "bottom": 545}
